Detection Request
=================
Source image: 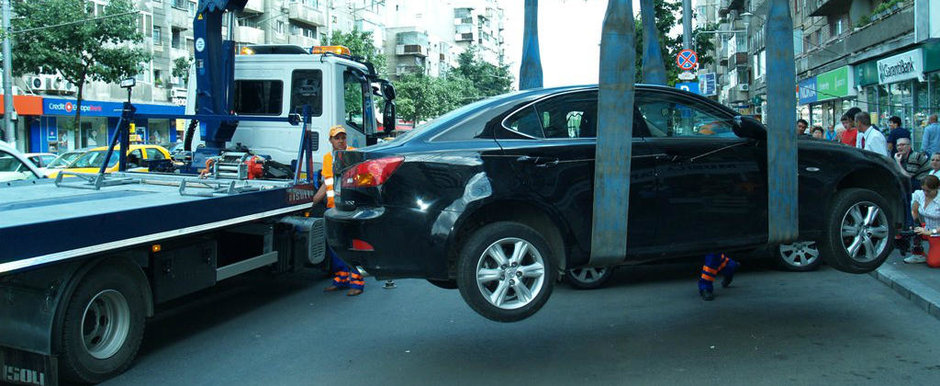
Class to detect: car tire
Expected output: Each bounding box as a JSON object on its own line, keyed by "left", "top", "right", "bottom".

{"left": 565, "top": 266, "right": 614, "bottom": 289}
{"left": 58, "top": 264, "right": 146, "bottom": 384}
{"left": 457, "top": 222, "right": 556, "bottom": 322}
{"left": 820, "top": 188, "right": 894, "bottom": 274}
{"left": 774, "top": 241, "right": 822, "bottom": 272}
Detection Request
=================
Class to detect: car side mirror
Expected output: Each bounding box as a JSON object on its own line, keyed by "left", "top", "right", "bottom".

{"left": 382, "top": 81, "right": 396, "bottom": 101}
{"left": 383, "top": 102, "right": 396, "bottom": 135}
{"left": 734, "top": 115, "right": 767, "bottom": 140}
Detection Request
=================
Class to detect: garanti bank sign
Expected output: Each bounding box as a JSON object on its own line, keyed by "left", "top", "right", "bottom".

{"left": 877, "top": 48, "right": 924, "bottom": 85}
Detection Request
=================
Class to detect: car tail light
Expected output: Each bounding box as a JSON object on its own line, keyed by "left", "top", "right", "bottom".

{"left": 342, "top": 156, "right": 404, "bottom": 188}
{"left": 351, "top": 239, "right": 374, "bottom": 251}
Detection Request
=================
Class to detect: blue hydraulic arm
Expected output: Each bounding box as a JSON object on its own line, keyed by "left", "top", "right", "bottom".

{"left": 193, "top": 0, "right": 248, "bottom": 153}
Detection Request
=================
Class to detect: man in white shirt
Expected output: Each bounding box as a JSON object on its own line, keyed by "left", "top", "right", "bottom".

{"left": 855, "top": 111, "right": 889, "bottom": 157}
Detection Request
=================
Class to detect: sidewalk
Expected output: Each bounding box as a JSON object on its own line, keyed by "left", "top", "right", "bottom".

{"left": 870, "top": 250, "right": 940, "bottom": 320}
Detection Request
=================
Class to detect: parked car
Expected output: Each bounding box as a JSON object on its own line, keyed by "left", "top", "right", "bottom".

{"left": 48, "top": 144, "right": 172, "bottom": 178}
{"left": 325, "top": 85, "right": 907, "bottom": 322}
{"left": 43, "top": 147, "right": 91, "bottom": 171}
{"left": 0, "top": 142, "right": 45, "bottom": 183}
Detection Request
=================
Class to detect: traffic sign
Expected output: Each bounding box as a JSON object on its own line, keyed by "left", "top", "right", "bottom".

{"left": 678, "top": 71, "right": 696, "bottom": 80}
{"left": 676, "top": 82, "right": 700, "bottom": 95}
{"left": 698, "top": 73, "right": 717, "bottom": 96}
{"left": 676, "top": 49, "right": 698, "bottom": 71}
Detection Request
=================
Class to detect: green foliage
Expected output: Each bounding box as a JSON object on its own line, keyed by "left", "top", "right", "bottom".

{"left": 856, "top": 14, "right": 871, "bottom": 28}
{"left": 693, "top": 23, "right": 717, "bottom": 68}
{"left": 394, "top": 46, "right": 512, "bottom": 124}
{"left": 172, "top": 56, "right": 192, "bottom": 84}
{"left": 453, "top": 46, "right": 513, "bottom": 99}
{"left": 327, "top": 28, "right": 388, "bottom": 77}
{"left": 634, "top": 0, "right": 683, "bottom": 86}
{"left": 12, "top": 0, "right": 150, "bottom": 126}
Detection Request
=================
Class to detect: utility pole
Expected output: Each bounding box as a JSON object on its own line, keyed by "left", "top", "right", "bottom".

{"left": 2, "top": 0, "right": 14, "bottom": 146}
{"left": 519, "top": 0, "right": 542, "bottom": 90}
{"left": 682, "top": 0, "right": 692, "bottom": 49}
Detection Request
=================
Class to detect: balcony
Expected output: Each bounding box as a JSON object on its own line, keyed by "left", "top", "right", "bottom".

{"left": 396, "top": 44, "right": 427, "bottom": 57}
{"left": 289, "top": 3, "right": 326, "bottom": 27}
{"left": 728, "top": 52, "right": 749, "bottom": 68}
{"left": 235, "top": 26, "right": 265, "bottom": 45}
{"left": 455, "top": 33, "right": 473, "bottom": 42}
{"left": 718, "top": 0, "right": 745, "bottom": 17}
{"left": 808, "top": 0, "right": 852, "bottom": 17}
{"left": 243, "top": 0, "right": 264, "bottom": 14}
{"left": 288, "top": 34, "right": 317, "bottom": 48}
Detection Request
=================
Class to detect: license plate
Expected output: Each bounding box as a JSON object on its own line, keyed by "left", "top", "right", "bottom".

{"left": 0, "top": 347, "right": 56, "bottom": 386}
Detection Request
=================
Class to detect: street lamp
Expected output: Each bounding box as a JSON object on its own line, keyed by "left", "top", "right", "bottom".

{"left": 695, "top": 12, "right": 752, "bottom": 36}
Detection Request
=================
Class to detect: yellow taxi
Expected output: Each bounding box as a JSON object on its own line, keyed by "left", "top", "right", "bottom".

{"left": 48, "top": 144, "right": 172, "bottom": 178}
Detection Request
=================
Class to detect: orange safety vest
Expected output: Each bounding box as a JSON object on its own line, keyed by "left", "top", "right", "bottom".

{"left": 322, "top": 146, "right": 354, "bottom": 208}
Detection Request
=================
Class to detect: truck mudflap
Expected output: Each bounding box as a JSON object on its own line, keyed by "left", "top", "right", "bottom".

{"left": 0, "top": 346, "right": 56, "bottom": 386}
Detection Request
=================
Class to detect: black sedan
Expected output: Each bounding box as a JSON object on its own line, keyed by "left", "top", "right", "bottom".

{"left": 325, "top": 85, "right": 907, "bottom": 322}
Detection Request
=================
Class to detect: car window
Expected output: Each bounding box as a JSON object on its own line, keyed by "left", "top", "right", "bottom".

{"left": 127, "top": 149, "right": 143, "bottom": 168}
{"left": 145, "top": 148, "right": 166, "bottom": 160}
{"left": 234, "top": 80, "right": 283, "bottom": 115}
{"left": 503, "top": 91, "right": 597, "bottom": 139}
{"left": 635, "top": 93, "right": 735, "bottom": 138}
{"left": 0, "top": 151, "right": 38, "bottom": 180}
{"left": 290, "top": 70, "right": 323, "bottom": 117}
{"left": 41, "top": 155, "right": 56, "bottom": 166}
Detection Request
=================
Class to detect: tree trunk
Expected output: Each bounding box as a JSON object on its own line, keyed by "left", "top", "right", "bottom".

{"left": 72, "top": 67, "right": 88, "bottom": 146}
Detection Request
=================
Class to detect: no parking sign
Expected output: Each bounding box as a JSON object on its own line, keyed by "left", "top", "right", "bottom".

{"left": 676, "top": 49, "right": 698, "bottom": 71}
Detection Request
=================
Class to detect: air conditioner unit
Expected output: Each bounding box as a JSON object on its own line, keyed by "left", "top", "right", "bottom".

{"left": 738, "top": 84, "right": 749, "bottom": 92}
{"left": 27, "top": 76, "right": 46, "bottom": 91}
{"left": 60, "top": 81, "right": 77, "bottom": 94}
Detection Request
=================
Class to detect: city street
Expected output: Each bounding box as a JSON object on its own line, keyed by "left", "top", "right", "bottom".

{"left": 103, "top": 257, "right": 940, "bottom": 386}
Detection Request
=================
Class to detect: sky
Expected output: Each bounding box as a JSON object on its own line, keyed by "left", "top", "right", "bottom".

{"left": 502, "top": 0, "right": 643, "bottom": 89}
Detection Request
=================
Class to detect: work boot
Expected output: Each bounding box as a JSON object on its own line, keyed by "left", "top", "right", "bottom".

{"left": 721, "top": 261, "right": 738, "bottom": 288}
{"left": 324, "top": 285, "right": 342, "bottom": 292}
{"left": 699, "top": 289, "right": 714, "bottom": 301}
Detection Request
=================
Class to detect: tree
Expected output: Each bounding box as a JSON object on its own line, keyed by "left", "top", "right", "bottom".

{"left": 172, "top": 56, "right": 193, "bottom": 86}
{"left": 13, "top": 0, "right": 150, "bottom": 132}
{"left": 633, "top": 0, "right": 683, "bottom": 85}
{"left": 693, "top": 22, "right": 718, "bottom": 69}
{"left": 394, "top": 71, "right": 474, "bottom": 124}
{"left": 454, "top": 46, "right": 513, "bottom": 98}
{"left": 327, "top": 28, "right": 387, "bottom": 77}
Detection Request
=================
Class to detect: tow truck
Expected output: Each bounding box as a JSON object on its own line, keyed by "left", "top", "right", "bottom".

{"left": 0, "top": 0, "right": 395, "bottom": 384}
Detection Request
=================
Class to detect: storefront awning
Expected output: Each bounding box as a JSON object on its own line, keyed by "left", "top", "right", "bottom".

{"left": 0, "top": 95, "right": 43, "bottom": 115}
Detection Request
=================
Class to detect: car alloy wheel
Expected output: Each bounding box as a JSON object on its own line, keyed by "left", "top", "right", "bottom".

{"left": 776, "top": 241, "right": 821, "bottom": 271}
{"left": 565, "top": 267, "right": 614, "bottom": 289}
{"left": 838, "top": 201, "right": 890, "bottom": 264}
{"left": 475, "top": 237, "right": 546, "bottom": 310}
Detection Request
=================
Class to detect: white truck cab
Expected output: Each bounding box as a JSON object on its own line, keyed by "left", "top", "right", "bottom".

{"left": 187, "top": 45, "right": 391, "bottom": 171}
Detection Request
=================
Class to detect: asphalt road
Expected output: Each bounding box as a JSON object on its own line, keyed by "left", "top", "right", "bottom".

{"left": 102, "top": 259, "right": 940, "bottom": 386}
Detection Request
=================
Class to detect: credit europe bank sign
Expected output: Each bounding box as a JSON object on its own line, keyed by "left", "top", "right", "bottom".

{"left": 44, "top": 99, "right": 113, "bottom": 117}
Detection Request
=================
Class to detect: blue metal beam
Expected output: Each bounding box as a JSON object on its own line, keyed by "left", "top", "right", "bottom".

{"left": 640, "top": 0, "right": 667, "bottom": 85}
{"left": 519, "top": 0, "right": 543, "bottom": 90}
{"left": 591, "top": 0, "right": 635, "bottom": 267}
{"left": 765, "top": 0, "right": 799, "bottom": 242}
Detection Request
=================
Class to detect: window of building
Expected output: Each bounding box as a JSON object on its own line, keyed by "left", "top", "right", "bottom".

{"left": 171, "top": 28, "right": 182, "bottom": 49}
{"left": 276, "top": 21, "right": 285, "bottom": 35}
{"left": 793, "top": 29, "right": 803, "bottom": 55}
{"left": 153, "top": 26, "right": 162, "bottom": 45}
{"left": 235, "top": 80, "right": 284, "bottom": 115}
{"left": 173, "top": 0, "right": 187, "bottom": 9}
{"left": 140, "top": 13, "right": 153, "bottom": 38}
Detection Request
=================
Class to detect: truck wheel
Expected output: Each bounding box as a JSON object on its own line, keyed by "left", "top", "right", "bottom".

{"left": 774, "top": 241, "right": 822, "bottom": 271}
{"left": 820, "top": 188, "right": 894, "bottom": 274}
{"left": 457, "top": 222, "right": 556, "bottom": 322}
{"left": 59, "top": 264, "right": 146, "bottom": 384}
{"left": 565, "top": 267, "right": 613, "bottom": 289}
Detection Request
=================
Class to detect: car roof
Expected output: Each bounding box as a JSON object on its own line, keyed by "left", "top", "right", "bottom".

{"left": 87, "top": 144, "right": 166, "bottom": 151}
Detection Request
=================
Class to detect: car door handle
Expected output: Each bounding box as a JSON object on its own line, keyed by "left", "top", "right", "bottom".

{"left": 515, "top": 155, "right": 559, "bottom": 167}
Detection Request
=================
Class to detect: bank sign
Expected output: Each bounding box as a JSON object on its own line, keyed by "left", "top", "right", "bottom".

{"left": 877, "top": 48, "right": 924, "bottom": 84}
{"left": 43, "top": 98, "right": 184, "bottom": 117}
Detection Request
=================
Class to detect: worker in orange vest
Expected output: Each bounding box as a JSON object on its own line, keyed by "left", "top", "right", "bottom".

{"left": 313, "top": 125, "right": 364, "bottom": 296}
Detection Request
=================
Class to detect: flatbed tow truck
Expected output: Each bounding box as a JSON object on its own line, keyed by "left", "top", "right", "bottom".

{"left": 0, "top": 0, "right": 395, "bottom": 384}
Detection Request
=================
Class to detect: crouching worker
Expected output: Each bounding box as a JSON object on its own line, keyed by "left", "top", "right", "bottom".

{"left": 313, "top": 125, "right": 364, "bottom": 296}
{"left": 698, "top": 253, "right": 739, "bottom": 301}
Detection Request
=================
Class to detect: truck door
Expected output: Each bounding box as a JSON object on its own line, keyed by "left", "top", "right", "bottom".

{"left": 336, "top": 67, "right": 372, "bottom": 149}
{"left": 634, "top": 90, "right": 768, "bottom": 255}
{"left": 495, "top": 90, "right": 662, "bottom": 263}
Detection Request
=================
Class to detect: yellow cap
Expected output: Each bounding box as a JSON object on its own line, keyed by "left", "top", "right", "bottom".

{"left": 329, "top": 125, "right": 347, "bottom": 138}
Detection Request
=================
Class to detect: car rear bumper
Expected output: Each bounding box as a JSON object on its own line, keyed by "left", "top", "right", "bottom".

{"left": 325, "top": 206, "right": 449, "bottom": 280}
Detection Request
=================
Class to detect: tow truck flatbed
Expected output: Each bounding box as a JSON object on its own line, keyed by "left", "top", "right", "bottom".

{"left": 0, "top": 172, "right": 314, "bottom": 274}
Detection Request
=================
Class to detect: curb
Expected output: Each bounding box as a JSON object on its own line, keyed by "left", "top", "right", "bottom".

{"left": 870, "top": 264, "right": 940, "bottom": 321}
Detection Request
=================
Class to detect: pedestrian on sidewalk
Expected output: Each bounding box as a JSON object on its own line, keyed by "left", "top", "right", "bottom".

{"left": 839, "top": 107, "right": 862, "bottom": 147}
{"left": 886, "top": 116, "right": 911, "bottom": 156}
{"left": 929, "top": 153, "right": 940, "bottom": 178}
{"left": 855, "top": 111, "right": 889, "bottom": 157}
{"left": 921, "top": 114, "right": 940, "bottom": 157}
{"left": 698, "top": 253, "right": 738, "bottom": 301}
{"left": 313, "top": 125, "right": 365, "bottom": 296}
{"left": 907, "top": 175, "right": 940, "bottom": 267}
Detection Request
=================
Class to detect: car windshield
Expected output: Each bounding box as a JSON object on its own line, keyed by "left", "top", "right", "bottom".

{"left": 47, "top": 152, "right": 82, "bottom": 168}
{"left": 0, "top": 154, "right": 25, "bottom": 172}
{"left": 71, "top": 150, "right": 120, "bottom": 168}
